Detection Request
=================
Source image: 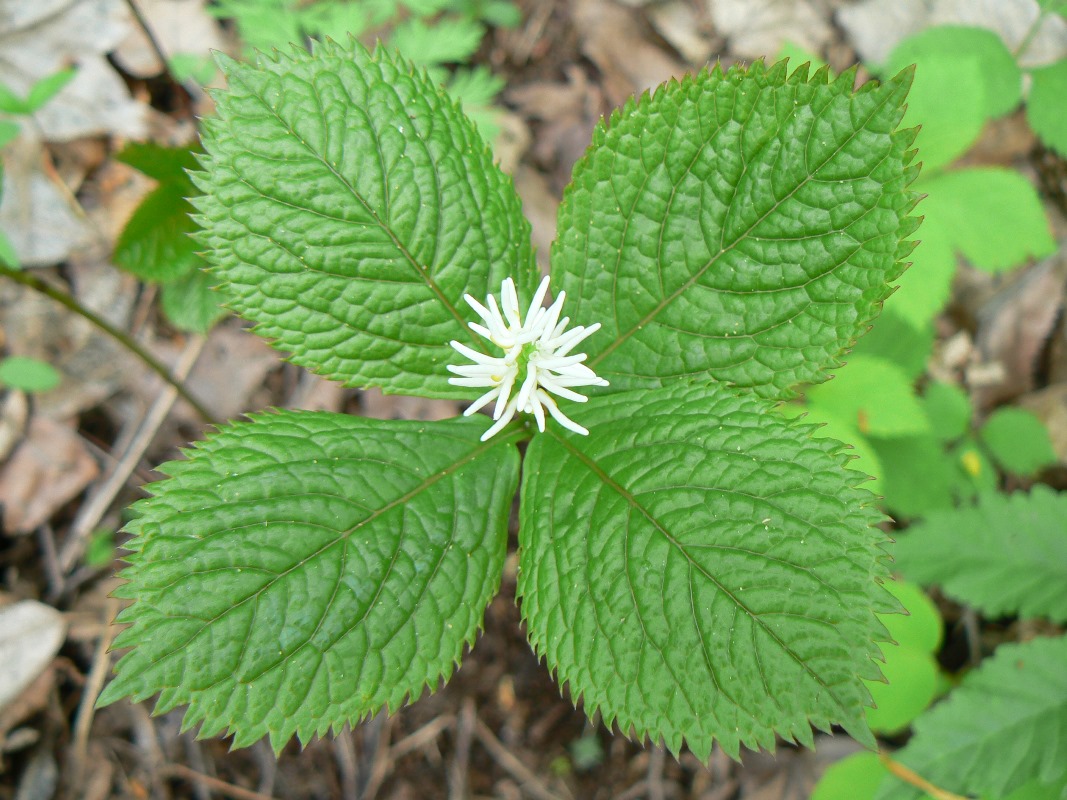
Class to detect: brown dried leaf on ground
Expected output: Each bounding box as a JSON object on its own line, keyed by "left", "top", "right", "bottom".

{"left": 159, "top": 324, "right": 280, "bottom": 425}
{"left": 708, "top": 0, "right": 832, "bottom": 60}
{"left": 0, "top": 0, "right": 147, "bottom": 142}
{"left": 0, "top": 136, "right": 96, "bottom": 267}
{"left": 838, "top": 0, "right": 1067, "bottom": 69}
{"left": 0, "top": 415, "right": 99, "bottom": 533}
{"left": 506, "top": 65, "right": 605, "bottom": 191}
{"left": 0, "top": 600, "right": 66, "bottom": 720}
{"left": 112, "top": 0, "right": 225, "bottom": 78}
{"left": 359, "top": 387, "right": 458, "bottom": 422}
{"left": 573, "top": 0, "right": 686, "bottom": 107}
{"left": 648, "top": 1, "right": 717, "bottom": 66}
{"left": 0, "top": 279, "right": 127, "bottom": 420}
{"left": 968, "top": 257, "right": 1067, "bottom": 413}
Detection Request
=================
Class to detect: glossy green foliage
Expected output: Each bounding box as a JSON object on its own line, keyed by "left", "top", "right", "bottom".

{"left": 804, "top": 356, "right": 929, "bottom": 438}
{"left": 0, "top": 68, "right": 76, "bottom": 116}
{"left": 519, "top": 381, "right": 895, "bottom": 759}
{"left": 104, "top": 49, "right": 921, "bottom": 758}
{"left": 978, "top": 407, "right": 1057, "bottom": 476}
{"left": 885, "top": 26, "right": 1020, "bottom": 170}
{"left": 876, "top": 635, "right": 1067, "bottom": 800}
{"left": 114, "top": 143, "right": 227, "bottom": 333}
{"left": 1028, "top": 58, "right": 1067, "bottom": 156}
{"left": 193, "top": 40, "right": 537, "bottom": 397}
{"left": 115, "top": 144, "right": 204, "bottom": 284}
{"left": 864, "top": 580, "right": 941, "bottom": 734}
{"left": 893, "top": 487, "right": 1067, "bottom": 623}
{"left": 921, "top": 169, "right": 1055, "bottom": 274}
{"left": 100, "top": 411, "right": 520, "bottom": 750}
{"left": 553, "top": 61, "right": 919, "bottom": 399}
{"left": 0, "top": 355, "right": 60, "bottom": 392}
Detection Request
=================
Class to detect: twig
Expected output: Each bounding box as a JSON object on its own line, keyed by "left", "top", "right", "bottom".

{"left": 879, "top": 752, "right": 970, "bottom": 800}
{"left": 120, "top": 0, "right": 198, "bottom": 101}
{"left": 69, "top": 598, "right": 120, "bottom": 785}
{"left": 58, "top": 334, "right": 208, "bottom": 573}
{"left": 473, "top": 718, "right": 570, "bottom": 800}
{"left": 389, "top": 714, "right": 454, "bottom": 760}
{"left": 334, "top": 728, "right": 359, "bottom": 800}
{"left": 448, "top": 699, "right": 475, "bottom": 800}
{"left": 646, "top": 745, "right": 666, "bottom": 800}
{"left": 159, "top": 763, "right": 279, "bottom": 800}
{"left": 359, "top": 713, "right": 393, "bottom": 800}
{"left": 0, "top": 265, "right": 217, "bottom": 424}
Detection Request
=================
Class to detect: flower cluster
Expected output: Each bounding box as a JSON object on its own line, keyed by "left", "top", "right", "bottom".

{"left": 448, "top": 276, "right": 608, "bottom": 441}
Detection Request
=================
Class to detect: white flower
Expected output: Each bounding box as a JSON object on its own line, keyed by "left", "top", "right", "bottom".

{"left": 449, "top": 275, "right": 608, "bottom": 441}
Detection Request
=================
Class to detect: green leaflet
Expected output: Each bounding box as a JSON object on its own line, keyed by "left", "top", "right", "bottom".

{"left": 192, "top": 39, "right": 537, "bottom": 398}
{"left": 875, "top": 635, "right": 1067, "bottom": 800}
{"left": 518, "top": 381, "right": 895, "bottom": 759}
{"left": 115, "top": 143, "right": 203, "bottom": 284}
{"left": 552, "top": 60, "right": 919, "bottom": 399}
{"left": 893, "top": 487, "right": 1067, "bottom": 623}
{"left": 99, "top": 411, "right": 519, "bottom": 750}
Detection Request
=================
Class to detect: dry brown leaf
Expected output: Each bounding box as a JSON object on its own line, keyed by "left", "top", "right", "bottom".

{"left": 0, "top": 416, "right": 99, "bottom": 533}
{"left": 708, "top": 0, "right": 832, "bottom": 60}
{"left": 0, "top": 136, "right": 96, "bottom": 268}
{"left": 969, "top": 258, "right": 1067, "bottom": 412}
{"left": 573, "top": 0, "right": 686, "bottom": 107}
{"left": 0, "top": 0, "right": 146, "bottom": 141}
{"left": 359, "top": 387, "right": 458, "bottom": 422}
{"left": 648, "top": 1, "right": 717, "bottom": 66}
{"left": 112, "top": 0, "right": 226, "bottom": 78}
{"left": 0, "top": 601, "right": 66, "bottom": 717}
{"left": 506, "top": 65, "right": 604, "bottom": 189}
{"left": 838, "top": 0, "right": 1067, "bottom": 69}
{"left": 0, "top": 279, "right": 128, "bottom": 420}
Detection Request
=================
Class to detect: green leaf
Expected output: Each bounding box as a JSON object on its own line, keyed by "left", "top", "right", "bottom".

{"left": 0, "top": 228, "right": 18, "bottom": 270}
{"left": 921, "top": 381, "right": 971, "bottom": 443}
{"left": 921, "top": 168, "right": 1055, "bottom": 273}
{"left": 193, "top": 40, "right": 537, "bottom": 398}
{"left": 864, "top": 580, "right": 941, "bottom": 734}
{"left": 814, "top": 753, "right": 896, "bottom": 800}
{"left": 160, "top": 269, "right": 228, "bottom": 333}
{"left": 0, "top": 82, "right": 29, "bottom": 115}
{"left": 948, "top": 437, "right": 998, "bottom": 502}
{"left": 879, "top": 579, "right": 941, "bottom": 654}
{"left": 115, "top": 143, "right": 203, "bottom": 283}
{"left": 868, "top": 434, "right": 954, "bottom": 518}
{"left": 893, "top": 487, "right": 1067, "bottom": 623}
{"left": 875, "top": 635, "right": 1067, "bottom": 800}
{"left": 115, "top": 183, "right": 201, "bottom": 283}
{"left": 979, "top": 407, "right": 1057, "bottom": 476}
{"left": 1029, "top": 59, "right": 1067, "bottom": 155}
{"left": 25, "top": 67, "right": 77, "bottom": 112}
{"left": 519, "top": 381, "right": 895, "bottom": 760}
{"left": 552, "top": 60, "right": 919, "bottom": 400}
{"left": 0, "top": 356, "right": 60, "bottom": 392}
{"left": 118, "top": 141, "right": 201, "bottom": 183}
{"left": 99, "top": 410, "right": 520, "bottom": 751}
{"left": 883, "top": 51, "right": 984, "bottom": 172}
{"left": 779, "top": 404, "right": 884, "bottom": 495}
{"left": 804, "top": 355, "right": 928, "bottom": 438}
{"left": 884, "top": 219, "right": 956, "bottom": 328}
{"left": 0, "top": 121, "right": 21, "bottom": 148}
{"left": 886, "top": 26, "right": 1021, "bottom": 120}
{"left": 391, "top": 18, "right": 485, "bottom": 66}
{"left": 847, "top": 310, "right": 933, "bottom": 381}
{"left": 865, "top": 645, "right": 938, "bottom": 734}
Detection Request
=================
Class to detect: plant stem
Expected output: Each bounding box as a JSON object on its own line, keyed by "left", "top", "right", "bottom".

{"left": 0, "top": 265, "right": 218, "bottom": 424}
{"left": 878, "top": 752, "right": 970, "bottom": 800}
